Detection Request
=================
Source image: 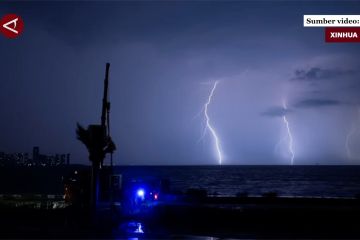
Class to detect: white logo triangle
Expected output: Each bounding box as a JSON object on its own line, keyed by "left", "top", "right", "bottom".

{"left": 3, "top": 18, "right": 18, "bottom": 34}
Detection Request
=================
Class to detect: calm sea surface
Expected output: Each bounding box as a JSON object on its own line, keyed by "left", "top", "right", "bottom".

{"left": 117, "top": 165, "right": 360, "bottom": 198}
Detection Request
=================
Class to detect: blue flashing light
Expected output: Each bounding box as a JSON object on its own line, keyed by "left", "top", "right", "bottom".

{"left": 136, "top": 189, "right": 145, "bottom": 198}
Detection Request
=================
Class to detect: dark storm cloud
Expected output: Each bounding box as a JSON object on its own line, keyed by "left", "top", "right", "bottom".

{"left": 261, "top": 107, "right": 292, "bottom": 117}
{"left": 293, "top": 99, "right": 341, "bottom": 109}
{"left": 1, "top": 0, "right": 360, "bottom": 165}
{"left": 4, "top": 2, "right": 128, "bottom": 46}
{"left": 292, "top": 67, "right": 357, "bottom": 81}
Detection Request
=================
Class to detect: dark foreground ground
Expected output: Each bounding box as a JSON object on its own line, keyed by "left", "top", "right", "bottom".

{"left": 1, "top": 197, "right": 360, "bottom": 239}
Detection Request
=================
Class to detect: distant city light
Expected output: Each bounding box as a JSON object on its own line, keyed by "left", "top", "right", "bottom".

{"left": 154, "top": 194, "right": 158, "bottom": 200}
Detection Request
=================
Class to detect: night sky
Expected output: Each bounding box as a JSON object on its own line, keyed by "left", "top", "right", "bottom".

{"left": 1, "top": 1, "right": 360, "bottom": 165}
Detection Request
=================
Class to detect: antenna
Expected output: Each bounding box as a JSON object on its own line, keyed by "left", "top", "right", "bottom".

{"left": 101, "top": 63, "right": 110, "bottom": 131}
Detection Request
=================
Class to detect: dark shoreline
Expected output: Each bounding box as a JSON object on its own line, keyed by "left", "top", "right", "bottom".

{"left": 1, "top": 196, "right": 360, "bottom": 239}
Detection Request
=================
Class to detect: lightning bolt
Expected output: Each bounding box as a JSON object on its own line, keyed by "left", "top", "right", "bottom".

{"left": 346, "top": 108, "right": 360, "bottom": 160}
{"left": 282, "top": 101, "right": 295, "bottom": 165}
{"left": 197, "top": 110, "right": 208, "bottom": 144}
{"left": 346, "top": 124, "right": 356, "bottom": 160}
{"left": 202, "top": 81, "right": 223, "bottom": 165}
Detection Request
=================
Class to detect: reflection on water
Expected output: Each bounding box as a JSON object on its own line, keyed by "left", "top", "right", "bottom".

{"left": 118, "top": 221, "right": 144, "bottom": 239}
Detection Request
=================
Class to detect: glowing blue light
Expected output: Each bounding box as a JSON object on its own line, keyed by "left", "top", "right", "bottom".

{"left": 136, "top": 189, "right": 145, "bottom": 198}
